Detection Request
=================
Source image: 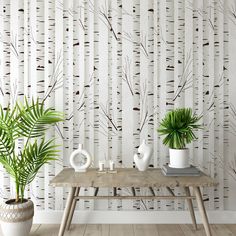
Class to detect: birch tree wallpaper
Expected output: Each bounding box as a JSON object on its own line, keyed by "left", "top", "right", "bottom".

{"left": 0, "top": 0, "right": 236, "bottom": 214}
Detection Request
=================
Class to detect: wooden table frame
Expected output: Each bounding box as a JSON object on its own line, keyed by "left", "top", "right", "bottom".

{"left": 50, "top": 168, "right": 216, "bottom": 236}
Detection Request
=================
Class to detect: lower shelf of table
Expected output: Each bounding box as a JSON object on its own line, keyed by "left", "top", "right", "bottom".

{"left": 74, "top": 196, "right": 195, "bottom": 200}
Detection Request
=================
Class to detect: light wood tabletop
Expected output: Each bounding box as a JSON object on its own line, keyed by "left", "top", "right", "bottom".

{"left": 50, "top": 168, "right": 217, "bottom": 188}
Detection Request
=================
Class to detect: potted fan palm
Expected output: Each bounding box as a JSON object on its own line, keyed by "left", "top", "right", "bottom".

{"left": 158, "top": 108, "right": 202, "bottom": 168}
{"left": 0, "top": 98, "right": 63, "bottom": 236}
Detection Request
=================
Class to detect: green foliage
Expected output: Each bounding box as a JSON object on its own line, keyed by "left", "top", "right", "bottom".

{"left": 0, "top": 98, "right": 64, "bottom": 202}
{"left": 157, "top": 108, "right": 202, "bottom": 149}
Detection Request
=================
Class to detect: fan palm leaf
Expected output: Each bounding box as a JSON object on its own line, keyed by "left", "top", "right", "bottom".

{"left": 17, "top": 138, "right": 58, "bottom": 193}
{"left": 17, "top": 99, "right": 64, "bottom": 139}
{"left": 158, "top": 108, "right": 202, "bottom": 149}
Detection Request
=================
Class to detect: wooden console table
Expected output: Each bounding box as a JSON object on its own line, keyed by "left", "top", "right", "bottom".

{"left": 50, "top": 168, "right": 216, "bottom": 236}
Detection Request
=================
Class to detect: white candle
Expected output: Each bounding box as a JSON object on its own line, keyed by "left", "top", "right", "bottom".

{"left": 99, "top": 161, "right": 105, "bottom": 171}
{"left": 109, "top": 160, "right": 115, "bottom": 171}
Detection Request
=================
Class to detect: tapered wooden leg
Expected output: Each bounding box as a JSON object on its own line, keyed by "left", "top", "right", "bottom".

{"left": 193, "top": 186, "right": 212, "bottom": 236}
{"left": 185, "top": 187, "right": 197, "bottom": 230}
{"left": 58, "top": 187, "right": 76, "bottom": 236}
{"left": 66, "top": 187, "right": 80, "bottom": 230}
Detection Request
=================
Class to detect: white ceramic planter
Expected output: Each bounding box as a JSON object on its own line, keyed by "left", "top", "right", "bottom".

{"left": 0, "top": 199, "right": 34, "bottom": 236}
{"left": 169, "top": 148, "right": 190, "bottom": 168}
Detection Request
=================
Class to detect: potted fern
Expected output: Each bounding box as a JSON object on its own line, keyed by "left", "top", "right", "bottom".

{"left": 0, "top": 99, "right": 63, "bottom": 236}
{"left": 158, "top": 108, "right": 202, "bottom": 168}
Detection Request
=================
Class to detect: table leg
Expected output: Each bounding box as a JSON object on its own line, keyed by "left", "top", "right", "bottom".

{"left": 193, "top": 186, "right": 212, "bottom": 236}
{"left": 66, "top": 187, "right": 80, "bottom": 230}
{"left": 184, "top": 187, "right": 197, "bottom": 230}
{"left": 58, "top": 187, "right": 76, "bottom": 236}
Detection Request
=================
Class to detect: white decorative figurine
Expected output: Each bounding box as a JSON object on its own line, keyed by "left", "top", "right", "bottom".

{"left": 70, "top": 144, "right": 92, "bottom": 172}
{"left": 134, "top": 139, "right": 153, "bottom": 171}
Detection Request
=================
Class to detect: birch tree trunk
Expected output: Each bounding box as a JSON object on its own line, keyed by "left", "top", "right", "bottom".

{"left": 147, "top": 0, "right": 154, "bottom": 211}
{"left": 36, "top": 0, "right": 45, "bottom": 210}
{"left": 174, "top": 0, "right": 185, "bottom": 107}
{"left": 73, "top": 0, "right": 80, "bottom": 151}
{"left": 84, "top": 0, "right": 91, "bottom": 210}
{"left": 223, "top": 0, "right": 230, "bottom": 209}
{"left": 2, "top": 0, "right": 11, "bottom": 108}
{"left": 63, "top": 0, "right": 74, "bottom": 208}
{"left": 107, "top": 0, "right": 113, "bottom": 210}
{"left": 18, "top": 0, "right": 24, "bottom": 102}
{"left": 192, "top": 0, "right": 199, "bottom": 168}
{"left": 165, "top": 0, "right": 175, "bottom": 211}
{"left": 133, "top": 0, "right": 140, "bottom": 210}
{"left": 116, "top": 0, "right": 122, "bottom": 210}
{"left": 208, "top": 0, "right": 215, "bottom": 210}
{"left": 213, "top": 0, "right": 223, "bottom": 210}
{"left": 153, "top": 0, "right": 161, "bottom": 210}
{"left": 93, "top": 0, "right": 99, "bottom": 170}
{"left": 174, "top": 0, "right": 185, "bottom": 211}
{"left": 46, "top": 0, "right": 55, "bottom": 210}
{"left": 17, "top": 0, "right": 25, "bottom": 197}
{"left": 1, "top": 0, "right": 11, "bottom": 200}
{"left": 202, "top": 0, "right": 210, "bottom": 210}
{"left": 54, "top": 0, "right": 64, "bottom": 211}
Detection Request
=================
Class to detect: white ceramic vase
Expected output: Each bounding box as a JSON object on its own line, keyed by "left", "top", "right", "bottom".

{"left": 70, "top": 144, "right": 92, "bottom": 172}
{"left": 169, "top": 148, "right": 190, "bottom": 168}
{"left": 0, "top": 199, "right": 34, "bottom": 236}
{"left": 134, "top": 139, "right": 153, "bottom": 171}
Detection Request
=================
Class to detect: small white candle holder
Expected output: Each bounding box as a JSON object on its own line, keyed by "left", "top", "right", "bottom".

{"left": 109, "top": 160, "right": 114, "bottom": 171}
{"left": 108, "top": 160, "right": 117, "bottom": 174}
{"left": 97, "top": 161, "right": 107, "bottom": 173}
{"left": 99, "top": 161, "right": 105, "bottom": 171}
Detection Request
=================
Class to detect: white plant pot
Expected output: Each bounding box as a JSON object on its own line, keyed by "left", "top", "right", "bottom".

{"left": 169, "top": 148, "right": 190, "bottom": 168}
{"left": 0, "top": 199, "right": 34, "bottom": 236}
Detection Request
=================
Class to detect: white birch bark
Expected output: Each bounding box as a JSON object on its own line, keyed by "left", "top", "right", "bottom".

{"left": 35, "top": 0, "right": 45, "bottom": 210}
{"left": 174, "top": 0, "right": 185, "bottom": 108}
{"left": 116, "top": 0, "right": 122, "bottom": 210}
{"left": 107, "top": 0, "right": 113, "bottom": 162}
{"left": 1, "top": 0, "right": 11, "bottom": 200}
{"left": 2, "top": 0, "right": 11, "bottom": 108}
{"left": 158, "top": 0, "right": 168, "bottom": 211}
{"left": 54, "top": 0, "right": 64, "bottom": 211}
{"left": 153, "top": 0, "right": 161, "bottom": 210}
{"left": 202, "top": 0, "right": 210, "bottom": 210}
{"left": 83, "top": 0, "right": 91, "bottom": 210}
{"left": 174, "top": 0, "right": 185, "bottom": 211}
{"left": 192, "top": 0, "right": 199, "bottom": 168}
{"left": 107, "top": 0, "right": 113, "bottom": 211}
{"left": 93, "top": 0, "right": 99, "bottom": 169}
{"left": 165, "top": 0, "right": 175, "bottom": 211}
{"left": 92, "top": 0, "right": 99, "bottom": 211}
{"left": 46, "top": 0, "right": 55, "bottom": 210}
{"left": 16, "top": 0, "right": 25, "bottom": 199}
{"left": 18, "top": 0, "right": 24, "bottom": 102}
{"left": 223, "top": 0, "right": 230, "bottom": 209}
{"left": 213, "top": 0, "right": 224, "bottom": 210}
{"left": 73, "top": 0, "right": 80, "bottom": 151}
{"left": 208, "top": 0, "right": 216, "bottom": 210}
{"left": 63, "top": 0, "right": 74, "bottom": 208}
{"left": 147, "top": 0, "right": 154, "bottom": 211}
{"left": 133, "top": 0, "right": 141, "bottom": 211}
{"left": 27, "top": 0, "right": 33, "bottom": 99}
